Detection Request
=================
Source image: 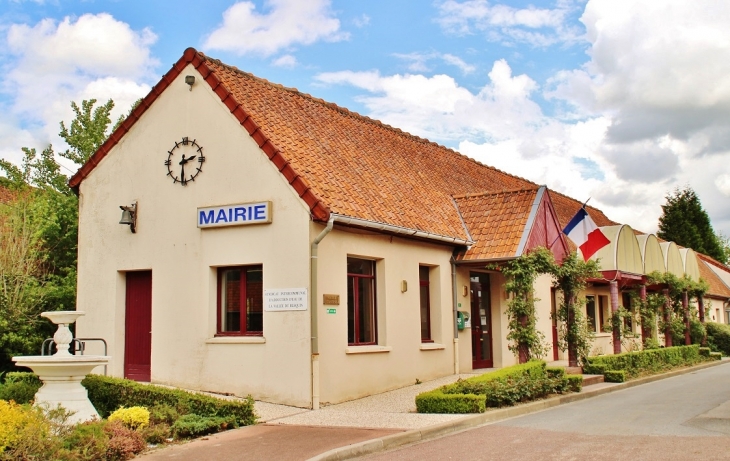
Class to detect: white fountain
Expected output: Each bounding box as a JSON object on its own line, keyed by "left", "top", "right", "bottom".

{"left": 12, "top": 311, "right": 110, "bottom": 424}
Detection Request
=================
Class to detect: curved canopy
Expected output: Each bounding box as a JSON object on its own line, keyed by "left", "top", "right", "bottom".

{"left": 679, "top": 248, "right": 700, "bottom": 281}
{"left": 660, "top": 241, "right": 684, "bottom": 277}
{"left": 637, "top": 234, "right": 664, "bottom": 274}
{"left": 588, "top": 225, "right": 643, "bottom": 275}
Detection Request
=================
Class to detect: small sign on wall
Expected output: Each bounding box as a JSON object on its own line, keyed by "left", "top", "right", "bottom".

{"left": 323, "top": 294, "right": 340, "bottom": 305}
{"left": 264, "top": 289, "right": 308, "bottom": 311}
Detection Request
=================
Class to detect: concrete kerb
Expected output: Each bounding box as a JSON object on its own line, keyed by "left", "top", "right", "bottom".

{"left": 307, "top": 358, "right": 730, "bottom": 461}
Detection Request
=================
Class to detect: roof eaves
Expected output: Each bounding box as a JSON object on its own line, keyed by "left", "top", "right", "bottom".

{"left": 515, "top": 185, "right": 545, "bottom": 257}
{"left": 332, "top": 213, "right": 472, "bottom": 246}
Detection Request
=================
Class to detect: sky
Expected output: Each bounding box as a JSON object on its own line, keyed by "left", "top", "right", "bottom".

{"left": 2, "top": 0, "right": 730, "bottom": 236}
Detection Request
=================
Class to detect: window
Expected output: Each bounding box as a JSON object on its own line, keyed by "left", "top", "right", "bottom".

{"left": 622, "top": 292, "right": 633, "bottom": 331}
{"left": 347, "top": 258, "right": 376, "bottom": 345}
{"left": 586, "top": 296, "right": 597, "bottom": 333}
{"left": 217, "top": 265, "right": 263, "bottom": 335}
{"left": 419, "top": 266, "right": 432, "bottom": 342}
{"left": 598, "top": 295, "right": 608, "bottom": 332}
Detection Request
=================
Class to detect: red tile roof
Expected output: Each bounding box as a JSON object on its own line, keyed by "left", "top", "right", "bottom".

{"left": 699, "top": 259, "right": 730, "bottom": 299}
{"left": 454, "top": 188, "right": 539, "bottom": 260}
{"left": 69, "top": 48, "right": 540, "bottom": 243}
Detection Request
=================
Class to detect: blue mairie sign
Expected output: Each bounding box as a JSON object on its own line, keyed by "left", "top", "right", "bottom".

{"left": 197, "top": 201, "right": 272, "bottom": 228}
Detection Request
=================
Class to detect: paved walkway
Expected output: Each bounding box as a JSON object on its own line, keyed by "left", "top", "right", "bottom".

{"left": 139, "top": 360, "right": 730, "bottom": 461}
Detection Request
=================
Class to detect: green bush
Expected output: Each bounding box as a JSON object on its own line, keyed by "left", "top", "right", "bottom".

{"left": 710, "top": 352, "right": 722, "bottom": 361}
{"left": 566, "top": 375, "right": 583, "bottom": 392}
{"left": 3, "top": 372, "right": 41, "bottom": 386}
{"left": 415, "top": 390, "right": 484, "bottom": 414}
{"left": 699, "top": 347, "right": 711, "bottom": 357}
{"left": 82, "top": 375, "right": 257, "bottom": 426}
{"left": 603, "top": 370, "right": 626, "bottom": 383}
{"left": 585, "top": 345, "right": 708, "bottom": 380}
{"left": 0, "top": 380, "right": 41, "bottom": 405}
{"left": 171, "top": 414, "right": 237, "bottom": 439}
{"left": 690, "top": 319, "right": 706, "bottom": 345}
{"left": 417, "top": 361, "right": 578, "bottom": 414}
{"left": 706, "top": 322, "right": 730, "bottom": 356}
{"left": 0, "top": 372, "right": 42, "bottom": 405}
{"left": 582, "top": 363, "right": 606, "bottom": 375}
{"left": 545, "top": 367, "right": 566, "bottom": 379}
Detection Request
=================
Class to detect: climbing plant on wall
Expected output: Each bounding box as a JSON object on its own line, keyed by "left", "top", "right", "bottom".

{"left": 497, "top": 247, "right": 555, "bottom": 363}
{"left": 646, "top": 271, "right": 708, "bottom": 346}
{"left": 551, "top": 252, "right": 600, "bottom": 366}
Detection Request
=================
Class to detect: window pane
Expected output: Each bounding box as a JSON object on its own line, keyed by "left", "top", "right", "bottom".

{"left": 347, "top": 257, "right": 376, "bottom": 345}
{"left": 420, "top": 284, "right": 430, "bottom": 340}
{"left": 419, "top": 266, "right": 430, "bottom": 341}
{"left": 246, "top": 267, "right": 263, "bottom": 332}
{"left": 586, "top": 296, "right": 596, "bottom": 333}
{"left": 347, "top": 277, "right": 356, "bottom": 344}
{"left": 622, "top": 293, "right": 632, "bottom": 330}
{"left": 221, "top": 269, "right": 241, "bottom": 332}
{"left": 357, "top": 276, "right": 375, "bottom": 343}
{"left": 347, "top": 258, "right": 374, "bottom": 276}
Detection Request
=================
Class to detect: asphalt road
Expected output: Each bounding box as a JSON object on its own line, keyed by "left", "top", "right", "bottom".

{"left": 359, "top": 363, "right": 730, "bottom": 460}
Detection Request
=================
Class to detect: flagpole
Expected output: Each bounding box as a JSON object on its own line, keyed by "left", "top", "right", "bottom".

{"left": 549, "top": 198, "right": 591, "bottom": 249}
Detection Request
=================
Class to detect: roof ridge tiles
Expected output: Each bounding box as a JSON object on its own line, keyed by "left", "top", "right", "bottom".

{"left": 198, "top": 51, "right": 536, "bottom": 190}
{"left": 452, "top": 187, "right": 539, "bottom": 200}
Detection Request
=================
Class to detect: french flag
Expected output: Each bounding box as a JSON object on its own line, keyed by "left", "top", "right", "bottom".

{"left": 563, "top": 208, "right": 610, "bottom": 261}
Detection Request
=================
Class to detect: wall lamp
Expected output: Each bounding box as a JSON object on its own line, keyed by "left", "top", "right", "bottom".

{"left": 119, "top": 202, "right": 137, "bottom": 233}
{"left": 185, "top": 75, "right": 195, "bottom": 91}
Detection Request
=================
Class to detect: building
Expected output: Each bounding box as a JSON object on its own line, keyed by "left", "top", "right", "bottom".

{"left": 70, "top": 48, "right": 730, "bottom": 408}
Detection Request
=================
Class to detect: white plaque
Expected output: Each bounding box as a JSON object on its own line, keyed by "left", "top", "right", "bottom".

{"left": 264, "top": 288, "right": 308, "bottom": 311}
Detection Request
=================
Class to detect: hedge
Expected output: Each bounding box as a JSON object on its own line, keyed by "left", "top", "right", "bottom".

{"left": 82, "top": 375, "right": 257, "bottom": 426}
{"left": 706, "top": 322, "right": 730, "bottom": 356}
{"left": 584, "top": 345, "right": 710, "bottom": 380}
{"left": 416, "top": 361, "right": 579, "bottom": 414}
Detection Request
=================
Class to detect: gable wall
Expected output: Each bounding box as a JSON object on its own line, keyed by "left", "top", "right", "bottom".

{"left": 75, "top": 64, "right": 313, "bottom": 406}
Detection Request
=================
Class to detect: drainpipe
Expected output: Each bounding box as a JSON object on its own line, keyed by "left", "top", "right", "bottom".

{"left": 311, "top": 216, "right": 334, "bottom": 410}
{"left": 451, "top": 258, "right": 459, "bottom": 375}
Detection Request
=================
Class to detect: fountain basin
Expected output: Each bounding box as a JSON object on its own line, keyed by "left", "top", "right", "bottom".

{"left": 13, "top": 355, "right": 110, "bottom": 424}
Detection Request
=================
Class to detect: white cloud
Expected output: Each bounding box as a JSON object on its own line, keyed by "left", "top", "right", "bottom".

{"left": 203, "top": 0, "right": 348, "bottom": 57}
{"left": 541, "top": 0, "right": 730, "bottom": 233}
{"left": 436, "top": 0, "right": 582, "bottom": 47}
{"left": 272, "top": 54, "right": 298, "bottom": 68}
{"left": 353, "top": 14, "right": 370, "bottom": 28}
{"left": 393, "top": 52, "right": 476, "bottom": 74}
{"left": 1, "top": 13, "right": 156, "bottom": 168}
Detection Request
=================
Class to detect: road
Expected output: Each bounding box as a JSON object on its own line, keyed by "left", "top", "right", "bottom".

{"left": 359, "top": 363, "right": 730, "bottom": 460}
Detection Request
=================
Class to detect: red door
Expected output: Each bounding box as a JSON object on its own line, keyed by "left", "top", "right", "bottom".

{"left": 551, "top": 288, "right": 559, "bottom": 361}
{"left": 470, "top": 273, "right": 493, "bottom": 369}
{"left": 125, "top": 271, "right": 152, "bottom": 381}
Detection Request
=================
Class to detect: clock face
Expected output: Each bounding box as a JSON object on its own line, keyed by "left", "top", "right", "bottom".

{"left": 165, "top": 137, "right": 205, "bottom": 186}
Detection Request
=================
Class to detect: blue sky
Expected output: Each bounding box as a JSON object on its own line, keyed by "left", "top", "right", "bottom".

{"left": 2, "top": 0, "right": 730, "bottom": 236}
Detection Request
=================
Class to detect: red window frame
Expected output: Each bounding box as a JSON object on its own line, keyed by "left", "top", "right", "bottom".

{"left": 347, "top": 258, "right": 377, "bottom": 346}
{"left": 216, "top": 265, "right": 263, "bottom": 336}
{"left": 419, "top": 266, "right": 432, "bottom": 342}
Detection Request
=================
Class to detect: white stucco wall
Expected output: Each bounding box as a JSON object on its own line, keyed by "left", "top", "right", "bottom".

{"left": 314, "top": 226, "right": 456, "bottom": 404}
{"left": 76, "top": 64, "right": 313, "bottom": 406}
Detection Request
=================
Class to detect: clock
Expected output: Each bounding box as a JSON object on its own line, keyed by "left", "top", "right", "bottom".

{"left": 165, "top": 137, "right": 205, "bottom": 186}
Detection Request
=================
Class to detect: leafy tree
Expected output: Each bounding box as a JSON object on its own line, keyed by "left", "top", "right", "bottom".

{"left": 657, "top": 187, "right": 726, "bottom": 263}
{"left": 0, "top": 99, "right": 120, "bottom": 371}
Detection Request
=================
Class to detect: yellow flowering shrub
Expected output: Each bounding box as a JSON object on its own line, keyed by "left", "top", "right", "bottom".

{"left": 108, "top": 406, "right": 150, "bottom": 430}
{"left": 0, "top": 400, "right": 43, "bottom": 452}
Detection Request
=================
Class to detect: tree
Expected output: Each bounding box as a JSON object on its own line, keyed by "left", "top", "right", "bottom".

{"left": 0, "top": 99, "right": 120, "bottom": 371}
{"left": 657, "top": 187, "right": 726, "bottom": 263}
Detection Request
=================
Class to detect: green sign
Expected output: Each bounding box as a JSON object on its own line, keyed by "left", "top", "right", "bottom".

{"left": 326, "top": 308, "right": 337, "bottom": 314}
